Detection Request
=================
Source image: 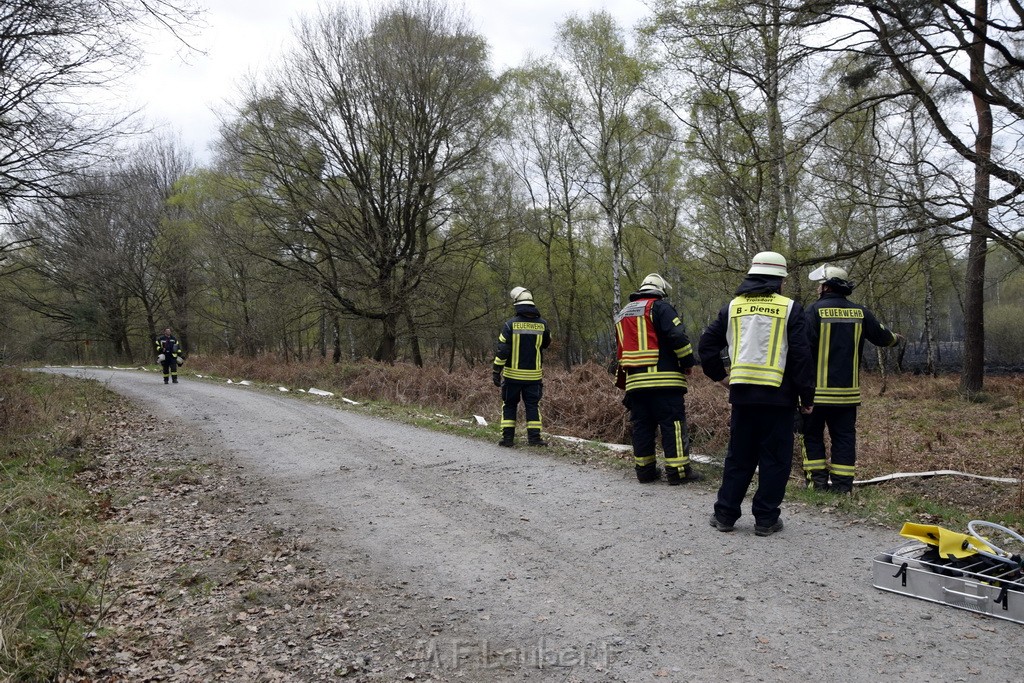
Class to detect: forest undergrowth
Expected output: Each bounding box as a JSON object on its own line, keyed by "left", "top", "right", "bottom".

{"left": 0, "top": 369, "right": 117, "bottom": 680}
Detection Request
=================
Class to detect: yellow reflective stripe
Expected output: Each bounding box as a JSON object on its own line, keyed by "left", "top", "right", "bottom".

{"left": 672, "top": 420, "right": 688, "bottom": 464}
{"left": 625, "top": 380, "right": 687, "bottom": 390}
{"left": 729, "top": 314, "right": 742, "bottom": 366}
{"left": 634, "top": 455, "right": 656, "bottom": 466}
{"left": 729, "top": 364, "right": 784, "bottom": 386}
{"left": 803, "top": 458, "right": 827, "bottom": 471}
{"left": 674, "top": 343, "right": 693, "bottom": 359}
{"left": 852, "top": 322, "right": 862, "bottom": 391}
{"left": 498, "top": 333, "right": 507, "bottom": 343}
{"left": 817, "top": 324, "right": 830, "bottom": 388}
{"left": 814, "top": 386, "right": 860, "bottom": 404}
{"left": 511, "top": 332, "right": 520, "bottom": 369}
{"left": 535, "top": 330, "right": 543, "bottom": 373}
{"left": 503, "top": 368, "right": 543, "bottom": 381}
{"left": 768, "top": 316, "right": 784, "bottom": 368}
{"left": 830, "top": 464, "right": 856, "bottom": 476}
{"left": 638, "top": 314, "right": 649, "bottom": 351}
{"left": 526, "top": 421, "right": 542, "bottom": 429}
{"left": 621, "top": 350, "right": 660, "bottom": 362}
{"left": 624, "top": 371, "right": 687, "bottom": 390}
{"left": 814, "top": 397, "right": 860, "bottom": 405}
{"left": 493, "top": 357, "right": 507, "bottom": 367}
{"left": 815, "top": 387, "right": 860, "bottom": 396}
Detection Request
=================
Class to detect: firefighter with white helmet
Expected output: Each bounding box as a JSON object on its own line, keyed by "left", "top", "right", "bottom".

{"left": 614, "top": 273, "right": 701, "bottom": 485}
{"left": 493, "top": 287, "right": 552, "bottom": 447}
{"left": 699, "top": 252, "right": 815, "bottom": 536}
{"left": 803, "top": 263, "right": 903, "bottom": 493}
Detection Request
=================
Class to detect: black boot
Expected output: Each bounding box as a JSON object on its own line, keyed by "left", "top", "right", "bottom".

{"left": 636, "top": 466, "right": 660, "bottom": 483}
{"left": 829, "top": 474, "right": 853, "bottom": 494}
{"left": 527, "top": 429, "right": 547, "bottom": 447}
{"left": 807, "top": 473, "right": 829, "bottom": 491}
{"left": 498, "top": 428, "right": 515, "bottom": 447}
{"left": 667, "top": 466, "right": 703, "bottom": 485}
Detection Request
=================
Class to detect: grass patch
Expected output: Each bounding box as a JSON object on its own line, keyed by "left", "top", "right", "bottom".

{"left": 0, "top": 368, "right": 119, "bottom": 681}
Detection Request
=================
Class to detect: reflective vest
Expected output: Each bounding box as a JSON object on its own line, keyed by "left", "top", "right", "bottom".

{"left": 494, "top": 319, "right": 548, "bottom": 381}
{"left": 814, "top": 306, "right": 864, "bottom": 404}
{"left": 725, "top": 293, "right": 794, "bottom": 387}
{"left": 615, "top": 298, "right": 660, "bottom": 367}
{"left": 155, "top": 335, "right": 180, "bottom": 357}
{"left": 808, "top": 297, "right": 897, "bottom": 405}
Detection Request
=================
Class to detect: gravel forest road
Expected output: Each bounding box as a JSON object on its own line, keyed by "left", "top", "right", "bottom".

{"left": 48, "top": 368, "right": 1024, "bottom": 682}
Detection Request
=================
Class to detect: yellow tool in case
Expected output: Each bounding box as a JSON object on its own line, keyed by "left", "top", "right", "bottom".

{"left": 872, "top": 521, "right": 1024, "bottom": 624}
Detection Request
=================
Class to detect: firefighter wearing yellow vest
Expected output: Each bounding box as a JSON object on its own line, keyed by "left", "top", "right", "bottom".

{"left": 614, "top": 273, "right": 701, "bottom": 485}
{"left": 803, "top": 264, "right": 903, "bottom": 493}
{"left": 493, "top": 287, "right": 552, "bottom": 447}
{"left": 699, "top": 252, "right": 814, "bottom": 536}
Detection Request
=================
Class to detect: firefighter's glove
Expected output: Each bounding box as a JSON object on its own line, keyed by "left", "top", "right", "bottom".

{"left": 492, "top": 371, "right": 502, "bottom": 387}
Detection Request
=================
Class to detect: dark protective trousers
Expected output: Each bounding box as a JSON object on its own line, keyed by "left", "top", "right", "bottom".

{"left": 714, "top": 404, "right": 794, "bottom": 527}
{"left": 802, "top": 405, "right": 858, "bottom": 492}
{"left": 161, "top": 356, "right": 179, "bottom": 383}
{"left": 501, "top": 382, "right": 543, "bottom": 439}
{"left": 627, "top": 389, "right": 690, "bottom": 481}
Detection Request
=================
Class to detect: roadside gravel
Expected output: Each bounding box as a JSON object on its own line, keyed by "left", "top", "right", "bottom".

{"left": 48, "top": 367, "right": 1024, "bottom": 683}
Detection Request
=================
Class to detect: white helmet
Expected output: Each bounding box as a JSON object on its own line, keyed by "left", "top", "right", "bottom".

{"left": 747, "top": 251, "right": 788, "bottom": 278}
{"left": 638, "top": 273, "right": 671, "bottom": 295}
{"left": 1015, "top": 230, "right": 1024, "bottom": 242}
{"left": 809, "top": 263, "right": 854, "bottom": 291}
{"left": 509, "top": 286, "right": 534, "bottom": 306}
{"left": 808, "top": 264, "right": 849, "bottom": 283}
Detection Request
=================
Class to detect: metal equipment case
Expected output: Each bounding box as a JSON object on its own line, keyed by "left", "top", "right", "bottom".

{"left": 872, "top": 542, "right": 1024, "bottom": 624}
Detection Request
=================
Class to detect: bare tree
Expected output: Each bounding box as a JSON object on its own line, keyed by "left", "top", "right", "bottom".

{"left": 119, "top": 136, "right": 195, "bottom": 347}
{"left": 647, "top": 0, "right": 816, "bottom": 289}
{"left": 501, "top": 63, "right": 594, "bottom": 369}
{"left": 221, "top": 0, "right": 499, "bottom": 364}
{"left": 548, "top": 11, "right": 664, "bottom": 314}
{"left": 11, "top": 173, "right": 138, "bottom": 359}
{"left": 795, "top": 0, "right": 1024, "bottom": 391}
{"left": 0, "top": 0, "right": 201, "bottom": 236}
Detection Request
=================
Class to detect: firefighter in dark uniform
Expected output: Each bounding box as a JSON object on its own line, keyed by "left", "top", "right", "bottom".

{"left": 155, "top": 327, "right": 183, "bottom": 384}
{"left": 803, "top": 264, "right": 903, "bottom": 493}
{"left": 493, "top": 287, "right": 552, "bottom": 447}
{"left": 700, "top": 252, "right": 814, "bottom": 536}
{"left": 614, "top": 273, "right": 701, "bottom": 485}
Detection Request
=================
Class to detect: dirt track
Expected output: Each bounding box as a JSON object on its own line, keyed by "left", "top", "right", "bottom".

{"left": 47, "top": 367, "right": 1024, "bottom": 682}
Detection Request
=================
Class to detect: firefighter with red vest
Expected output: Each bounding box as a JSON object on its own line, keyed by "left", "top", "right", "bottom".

{"left": 493, "top": 287, "right": 552, "bottom": 447}
{"left": 803, "top": 264, "right": 903, "bottom": 493}
{"left": 614, "top": 273, "right": 701, "bottom": 485}
{"left": 700, "top": 252, "right": 814, "bottom": 536}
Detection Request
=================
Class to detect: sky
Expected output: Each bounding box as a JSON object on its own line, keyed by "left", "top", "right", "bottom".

{"left": 121, "top": 0, "right": 652, "bottom": 161}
